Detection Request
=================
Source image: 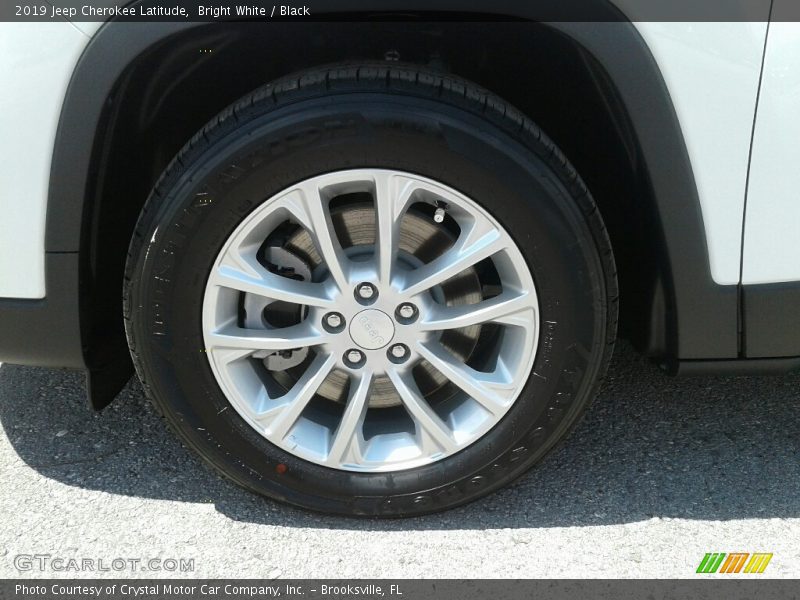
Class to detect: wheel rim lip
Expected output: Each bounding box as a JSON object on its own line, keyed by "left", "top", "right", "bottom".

{"left": 202, "top": 168, "right": 540, "bottom": 473}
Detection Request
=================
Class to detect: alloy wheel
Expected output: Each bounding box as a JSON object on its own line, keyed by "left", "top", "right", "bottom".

{"left": 202, "top": 169, "right": 539, "bottom": 472}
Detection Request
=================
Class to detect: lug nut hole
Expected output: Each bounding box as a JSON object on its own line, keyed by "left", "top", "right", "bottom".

{"left": 344, "top": 349, "right": 366, "bottom": 368}
{"left": 395, "top": 303, "right": 418, "bottom": 324}
{"left": 354, "top": 282, "right": 378, "bottom": 305}
{"left": 388, "top": 344, "right": 410, "bottom": 363}
{"left": 322, "top": 312, "right": 345, "bottom": 333}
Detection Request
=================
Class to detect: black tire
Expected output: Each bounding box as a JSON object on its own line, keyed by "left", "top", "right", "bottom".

{"left": 124, "top": 63, "right": 617, "bottom": 517}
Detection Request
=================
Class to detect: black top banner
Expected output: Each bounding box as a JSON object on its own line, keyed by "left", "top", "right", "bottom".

{"left": 3, "top": 0, "right": 800, "bottom": 23}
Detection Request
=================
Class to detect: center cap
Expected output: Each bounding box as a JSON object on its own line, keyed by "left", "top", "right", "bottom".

{"left": 349, "top": 309, "right": 395, "bottom": 350}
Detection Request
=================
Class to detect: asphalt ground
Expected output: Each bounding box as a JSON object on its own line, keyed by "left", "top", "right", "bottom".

{"left": 1, "top": 341, "right": 798, "bottom": 578}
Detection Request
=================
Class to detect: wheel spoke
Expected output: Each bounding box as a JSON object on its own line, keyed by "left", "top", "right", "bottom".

{"left": 210, "top": 264, "right": 334, "bottom": 309}
{"left": 387, "top": 368, "right": 458, "bottom": 453}
{"left": 327, "top": 370, "right": 373, "bottom": 465}
{"left": 262, "top": 353, "right": 336, "bottom": 440}
{"left": 374, "top": 173, "right": 417, "bottom": 287}
{"left": 415, "top": 341, "right": 509, "bottom": 416}
{"left": 400, "top": 225, "right": 507, "bottom": 297}
{"left": 419, "top": 290, "right": 535, "bottom": 331}
{"left": 284, "top": 185, "right": 351, "bottom": 292}
{"left": 210, "top": 347, "right": 259, "bottom": 366}
{"left": 207, "top": 321, "right": 329, "bottom": 354}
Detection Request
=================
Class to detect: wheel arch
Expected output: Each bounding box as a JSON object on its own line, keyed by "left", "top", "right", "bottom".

{"left": 46, "top": 8, "right": 737, "bottom": 408}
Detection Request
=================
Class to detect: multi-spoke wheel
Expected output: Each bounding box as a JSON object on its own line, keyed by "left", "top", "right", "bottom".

{"left": 203, "top": 170, "right": 538, "bottom": 471}
{"left": 125, "top": 64, "right": 617, "bottom": 516}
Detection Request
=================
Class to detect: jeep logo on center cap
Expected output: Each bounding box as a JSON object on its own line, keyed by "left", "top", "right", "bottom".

{"left": 349, "top": 309, "right": 395, "bottom": 350}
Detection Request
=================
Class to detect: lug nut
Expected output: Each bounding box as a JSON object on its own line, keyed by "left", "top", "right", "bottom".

{"left": 389, "top": 344, "right": 409, "bottom": 362}
{"left": 357, "top": 283, "right": 375, "bottom": 299}
{"left": 324, "top": 313, "right": 343, "bottom": 329}
{"left": 390, "top": 344, "right": 407, "bottom": 358}
{"left": 346, "top": 349, "right": 364, "bottom": 366}
{"left": 355, "top": 282, "right": 378, "bottom": 303}
{"left": 396, "top": 302, "right": 417, "bottom": 323}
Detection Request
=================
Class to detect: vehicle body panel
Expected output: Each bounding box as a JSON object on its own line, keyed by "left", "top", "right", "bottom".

{"left": 635, "top": 21, "right": 767, "bottom": 285}
{"left": 0, "top": 22, "right": 89, "bottom": 298}
{"left": 743, "top": 20, "right": 800, "bottom": 284}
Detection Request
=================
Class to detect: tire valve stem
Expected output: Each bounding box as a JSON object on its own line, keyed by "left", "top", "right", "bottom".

{"left": 433, "top": 204, "right": 447, "bottom": 224}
